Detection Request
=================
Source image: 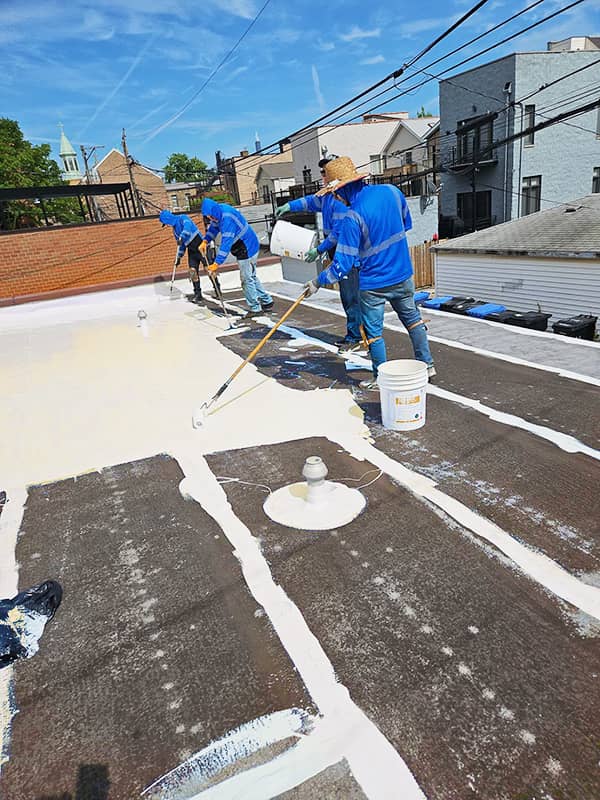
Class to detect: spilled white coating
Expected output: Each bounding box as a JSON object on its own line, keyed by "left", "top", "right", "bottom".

{"left": 142, "top": 707, "right": 314, "bottom": 797}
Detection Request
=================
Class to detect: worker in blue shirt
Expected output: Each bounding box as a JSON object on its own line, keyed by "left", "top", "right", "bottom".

{"left": 304, "top": 157, "right": 435, "bottom": 390}
{"left": 160, "top": 209, "right": 215, "bottom": 305}
{"left": 275, "top": 156, "right": 363, "bottom": 353}
{"left": 201, "top": 197, "right": 273, "bottom": 320}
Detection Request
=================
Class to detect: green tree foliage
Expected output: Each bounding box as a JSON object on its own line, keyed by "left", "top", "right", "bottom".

{"left": 416, "top": 106, "right": 434, "bottom": 118}
{"left": 164, "top": 152, "right": 214, "bottom": 184}
{"left": 190, "top": 189, "right": 234, "bottom": 209}
{"left": 0, "top": 118, "right": 82, "bottom": 229}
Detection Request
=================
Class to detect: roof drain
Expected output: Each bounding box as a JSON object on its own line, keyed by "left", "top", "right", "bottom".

{"left": 263, "top": 456, "right": 366, "bottom": 531}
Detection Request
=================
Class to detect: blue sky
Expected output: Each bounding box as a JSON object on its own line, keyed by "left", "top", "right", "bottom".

{"left": 1, "top": 0, "right": 599, "bottom": 175}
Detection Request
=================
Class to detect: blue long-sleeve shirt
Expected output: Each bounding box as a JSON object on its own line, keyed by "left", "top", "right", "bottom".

{"left": 289, "top": 193, "right": 348, "bottom": 254}
{"left": 201, "top": 197, "right": 259, "bottom": 264}
{"left": 317, "top": 183, "right": 413, "bottom": 291}
{"left": 159, "top": 211, "right": 200, "bottom": 260}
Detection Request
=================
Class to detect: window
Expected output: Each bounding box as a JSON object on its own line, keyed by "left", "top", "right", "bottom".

{"left": 524, "top": 105, "right": 535, "bottom": 145}
{"left": 185, "top": 193, "right": 192, "bottom": 210}
{"left": 522, "top": 175, "right": 541, "bottom": 215}
{"left": 593, "top": 167, "right": 600, "bottom": 193}
{"left": 457, "top": 190, "right": 492, "bottom": 231}
{"left": 405, "top": 151, "right": 413, "bottom": 165}
{"left": 302, "top": 165, "right": 312, "bottom": 184}
{"left": 170, "top": 194, "right": 178, "bottom": 209}
{"left": 456, "top": 114, "right": 496, "bottom": 164}
{"left": 369, "top": 154, "right": 383, "bottom": 174}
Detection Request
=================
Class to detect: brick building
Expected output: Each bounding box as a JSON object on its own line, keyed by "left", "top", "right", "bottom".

{"left": 94, "top": 149, "right": 168, "bottom": 219}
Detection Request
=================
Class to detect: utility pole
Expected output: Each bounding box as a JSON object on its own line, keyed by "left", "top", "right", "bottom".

{"left": 121, "top": 128, "right": 144, "bottom": 216}
{"left": 80, "top": 144, "right": 105, "bottom": 222}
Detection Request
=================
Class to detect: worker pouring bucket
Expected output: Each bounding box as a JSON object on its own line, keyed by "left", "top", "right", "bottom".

{"left": 270, "top": 220, "right": 317, "bottom": 261}
{"left": 377, "top": 359, "right": 429, "bottom": 432}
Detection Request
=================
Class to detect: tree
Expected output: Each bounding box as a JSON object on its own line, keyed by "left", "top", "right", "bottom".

{"left": 164, "top": 152, "right": 213, "bottom": 184}
{"left": 0, "top": 118, "right": 82, "bottom": 229}
{"left": 417, "top": 106, "right": 434, "bottom": 118}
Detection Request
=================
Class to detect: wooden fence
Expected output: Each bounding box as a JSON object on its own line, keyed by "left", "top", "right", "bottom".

{"left": 410, "top": 241, "right": 435, "bottom": 289}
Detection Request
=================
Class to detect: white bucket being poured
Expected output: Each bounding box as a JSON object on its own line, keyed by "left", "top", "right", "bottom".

{"left": 270, "top": 220, "right": 317, "bottom": 261}
{"left": 377, "top": 359, "right": 428, "bottom": 431}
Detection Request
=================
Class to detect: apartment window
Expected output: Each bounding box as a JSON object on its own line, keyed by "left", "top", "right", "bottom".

{"left": 456, "top": 113, "right": 496, "bottom": 163}
{"left": 522, "top": 175, "right": 541, "bottom": 215}
{"left": 170, "top": 194, "right": 178, "bottom": 209}
{"left": 405, "top": 151, "right": 413, "bottom": 165}
{"left": 524, "top": 104, "right": 535, "bottom": 145}
{"left": 457, "top": 190, "right": 492, "bottom": 231}
{"left": 593, "top": 167, "right": 600, "bottom": 193}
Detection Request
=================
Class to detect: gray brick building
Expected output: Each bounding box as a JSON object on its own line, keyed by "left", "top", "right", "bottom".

{"left": 438, "top": 37, "right": 600, "bottom": 234}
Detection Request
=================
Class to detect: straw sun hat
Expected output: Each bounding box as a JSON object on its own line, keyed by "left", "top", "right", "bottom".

{"left": 316, "top": 156, "right": 369, "bottom": 196}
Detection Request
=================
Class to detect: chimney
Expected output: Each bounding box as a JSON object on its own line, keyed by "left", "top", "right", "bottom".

{"left": 240, "top": 149, "right": 249, "bottom": 157}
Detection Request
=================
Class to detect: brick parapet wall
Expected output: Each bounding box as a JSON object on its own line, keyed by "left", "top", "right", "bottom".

{"left": 0, "top": 214, "right": 279, "bottom": 307}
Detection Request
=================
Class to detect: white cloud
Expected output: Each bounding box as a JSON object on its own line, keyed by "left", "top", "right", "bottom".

{"left": 360, "top": 55, "right": 385, "bottom": 65}
{"left": 398, "top": 18, "right": 441, "bottom": 37}
{"left": 315, "top": 38, "right": 335, "bottom": 52}
{"left": 339, "top": 26, "right": 381, "bottom": 42}
{"left": 212, "top": 0, "right": 257, "bottom": 19}
{"left": 311, "top": 64, "right": 326, "bottom": 113}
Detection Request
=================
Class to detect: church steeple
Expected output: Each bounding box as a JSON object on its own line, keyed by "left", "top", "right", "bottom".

{"left": 59, "top": 123, "right": 82, "bottom": 182}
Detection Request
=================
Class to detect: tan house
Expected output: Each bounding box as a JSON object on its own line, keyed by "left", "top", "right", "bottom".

{"left": 217, "top": 144, "right": 293, "bottom": 205}
{"left": 255, "top": 163, "right": 295, "bottom": 204}
{"left": 94, "top": 149, "right": 168, "bottom": 219}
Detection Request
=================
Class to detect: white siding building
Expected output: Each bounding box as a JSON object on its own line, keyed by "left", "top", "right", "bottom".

{"left": 433, "top": 195, "right": 600, "bottom": 320}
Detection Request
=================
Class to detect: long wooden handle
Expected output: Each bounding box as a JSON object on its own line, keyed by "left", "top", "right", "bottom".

{"left": 209, "top": 290, "right": 309, "bottom": 403}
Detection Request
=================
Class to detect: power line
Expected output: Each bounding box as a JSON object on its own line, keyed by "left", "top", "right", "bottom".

{"left": 228, "top": 0, "right": 582, "bottom": 181}
{"left": 144, "top": 0, "right": 273, "bottom": 143}
{"left": 232, "top": 0, "right": 498, "bottom": 173}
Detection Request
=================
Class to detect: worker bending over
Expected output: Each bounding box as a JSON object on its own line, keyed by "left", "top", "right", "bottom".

{"left": 159, "top": 210, "right": 218, "bottom": 305}
{"left": 201, "top": 197, "right": 273, "bottom": 320}
{"left": 304, "top": 157, "right": 435, "bottom": 389}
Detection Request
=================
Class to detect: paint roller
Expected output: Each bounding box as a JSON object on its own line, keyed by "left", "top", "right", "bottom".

{"left": 192, "top": 288, "right": 310, "bottom": 428}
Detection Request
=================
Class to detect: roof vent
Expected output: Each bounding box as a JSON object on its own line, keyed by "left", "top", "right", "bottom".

{"left": 564, "top": 206, "right": 578, "bottom": 213}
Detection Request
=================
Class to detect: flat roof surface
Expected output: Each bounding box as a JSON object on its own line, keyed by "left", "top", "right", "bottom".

{"left": 1, "top": 271, "right": 599, "bottom": 799}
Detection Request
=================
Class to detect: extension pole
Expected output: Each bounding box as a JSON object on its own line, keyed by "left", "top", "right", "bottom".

{"left": 195, "top": 288, "right": 309, "bottom": 421}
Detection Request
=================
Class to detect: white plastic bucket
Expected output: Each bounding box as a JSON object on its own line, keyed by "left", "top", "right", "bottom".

{"left": 377, "top": 359, "right": 428, "bottom": 431}
{"left": 270, "top": 220, "right": 317, "bottom": 261}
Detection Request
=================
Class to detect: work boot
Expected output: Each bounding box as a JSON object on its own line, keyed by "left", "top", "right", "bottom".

{"left": 242, "top": 309, "right": 262, "bottom": 319}
{"left": 187, "top": 292, "right": 205, "bottom": 306}
{"left": 427, "top": 365, "right": 436, "bottom": 380}
{"left": 338, "top": 340, "right": 364, "bottom": 354}
{"left": 261, "top": 300, "right": 274, "bottom": 311}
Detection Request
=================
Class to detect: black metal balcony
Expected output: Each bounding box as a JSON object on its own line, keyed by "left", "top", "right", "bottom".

{"left": 449, "top": 145, "right": 498, "bottom": 170}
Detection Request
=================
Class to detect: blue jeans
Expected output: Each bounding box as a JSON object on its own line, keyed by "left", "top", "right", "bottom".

{"left": 239, "top": 257, "right": 272, "bottom": 311}
{"left": 360, "top": 277, "right": 434, "bottom": 377}
{"left": 338, "top": 267, "right": 362, "bottom": 342}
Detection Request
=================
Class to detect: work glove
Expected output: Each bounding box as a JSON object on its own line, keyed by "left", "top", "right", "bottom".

{"left": 275, "top": 203, "right": 291, "bottom": 219}
{"left": 304, "top": 247, "right": 318, "bottom": 263}
{"left": 303, "top": 279, "right": 319, "bottom": 296}
{"left": 175, "top": 256, "right": 181, "bottom": 267}
{"left": 199, "top": 240, "right": 208, "bottom": 255}
{"left": 207, "top": 262, "right": 219, "bottom": 273}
